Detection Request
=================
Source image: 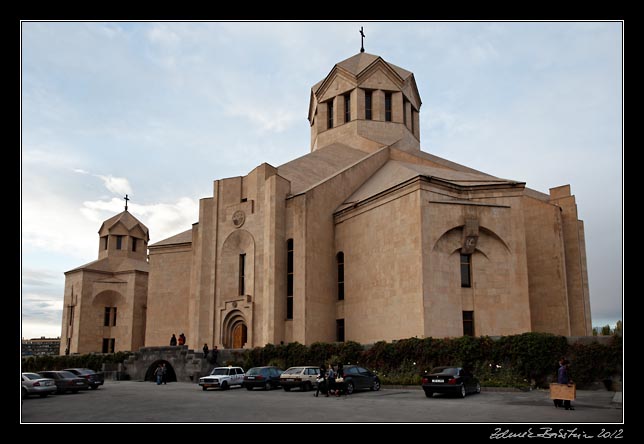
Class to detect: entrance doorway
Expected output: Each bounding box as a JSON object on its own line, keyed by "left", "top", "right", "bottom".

{"left": 231, "top": 323, "right": 247, "bottom": 348}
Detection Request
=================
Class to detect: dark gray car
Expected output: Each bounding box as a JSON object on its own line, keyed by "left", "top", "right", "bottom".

{"left": 38, "top": 370, "right": 89, "bottom": 394}
{"left": 64, "top": 368, "right": 105, "bottom": 390}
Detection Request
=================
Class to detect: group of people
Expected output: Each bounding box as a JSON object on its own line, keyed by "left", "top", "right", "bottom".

{"left": 169, "top": 333, "right": 186, "bottom": 346}
{"left": 202, "top": 343, "right": 219, "bottom": 365}
{"left": 553, "top": 357, "right": 575, "bottom": 411}
{"left": 153, "top": 363, "right": 168, "bottom": 385}
{"left": 314, "top": 363, "right": 344, "bottom": 397}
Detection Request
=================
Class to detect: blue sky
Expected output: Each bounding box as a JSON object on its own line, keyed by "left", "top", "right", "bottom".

{"left": 21, "top": 21, "right": 622, "bottom": 339}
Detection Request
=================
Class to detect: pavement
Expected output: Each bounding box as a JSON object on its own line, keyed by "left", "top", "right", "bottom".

{"left": 21, "top": 380, "right": 623, "bottom": 424}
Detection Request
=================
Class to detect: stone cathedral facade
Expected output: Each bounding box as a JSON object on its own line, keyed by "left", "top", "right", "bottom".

{"left": 60, "top": 52, "right": 591, "bottom": 355}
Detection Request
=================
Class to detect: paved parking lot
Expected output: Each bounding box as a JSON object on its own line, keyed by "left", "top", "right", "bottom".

{"left": 21, "top": 381, "right": 622, "bottom": 424}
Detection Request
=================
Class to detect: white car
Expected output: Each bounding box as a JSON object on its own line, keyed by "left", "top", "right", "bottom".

{"left": 22, "top": 372, "right": 57, "bottom": 398}
{"left": 199, "top": 366, "right": 245, "bottom": 391}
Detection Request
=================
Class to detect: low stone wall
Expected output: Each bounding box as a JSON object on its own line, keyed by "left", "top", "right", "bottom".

{"left": 122, "top": 346, "right": 211, "bottom": 383}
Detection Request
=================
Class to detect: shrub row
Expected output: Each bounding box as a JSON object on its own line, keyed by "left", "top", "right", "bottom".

{"left": 227, "top": 333, "right": 622, "bottom": 389}
{"left": 22, "top": 351, "right": 132, "bottom": 373}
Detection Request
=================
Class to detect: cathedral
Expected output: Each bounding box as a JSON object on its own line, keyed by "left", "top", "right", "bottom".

{"left": 60, "top": 52, "right": 591, "bottom": 355}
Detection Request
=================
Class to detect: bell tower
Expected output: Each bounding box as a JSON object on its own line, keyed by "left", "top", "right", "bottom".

{"left": 308, "top": 52, "right": 422, "bottom": 153}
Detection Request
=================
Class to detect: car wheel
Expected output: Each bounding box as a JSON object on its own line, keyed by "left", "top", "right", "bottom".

{"left": 246, "top": 386, "right": 253, "bottom": 390}
{"left": 90, "top": 385, "right": 98, "bottom": 390}
{"left": 475, "top": 382, "right": 481, "bottom": 394}
{"left": 202, "top": 386, "right": 207, "bottom": 391}
{"left": 371, "top": 379, "right": 381, "bottom": 391}
{"left": 345, "top": 382, "right": 354, "bottom": 395}
{"left": 39, "top": 393, "right": 49, "bottom": 398}
{"left": 459, "top": 385, "right": 466, "bottom": 398}
{"left": 72, "top": 390, "right": 79, "bottom": 394}
{"left": 424, "top": 389, "right": 433, "bottom": 398}
{"left": 265, "top": 381, "right": 272, "bottom": 391}
{"left": 22, "top": 388, "right": 28, "bottom": 400}
{"left": 302, "top": 382, "right": 311, "bottom": 392}
{"left": 221, "top": 382, "right": 229, "bottom": 390}
{"left": 283, "top": 387, "right": 291, "bottom": 392}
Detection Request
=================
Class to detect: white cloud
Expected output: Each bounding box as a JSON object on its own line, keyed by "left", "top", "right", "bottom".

{"left": 73, "top": 168, "right": 90, "bottom": 175}
{"left": 97, "top": 175, "right": 132, "bottom": 196}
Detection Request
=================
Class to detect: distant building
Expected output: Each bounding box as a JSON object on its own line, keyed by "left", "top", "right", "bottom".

{"left": 22, "top": 337, "right": 61, "bottom": 356}
{"left": 61, "top": 51, "right": 592, "bottom": 354}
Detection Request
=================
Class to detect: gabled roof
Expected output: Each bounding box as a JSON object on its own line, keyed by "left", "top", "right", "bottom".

{"left": 98, "top": 210, "right": 149, "bottom": 239}
{"left": 336, "top": 52, "right": 412, "bottom": 81}
{"left": 337, "top": 157, "right": 522, "bottom": 212}
{"left": 150, "top": 228, "right": 193, "bottom": 247}
{"left": 277, "top": 143, "right": 369, "bottom": 195}
{"left": 65, "top": 257, "right": 149, "bottom": 274}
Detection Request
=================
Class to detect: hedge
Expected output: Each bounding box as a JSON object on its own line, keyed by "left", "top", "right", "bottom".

{"left": 22, "top": 351, "right": 132, "bottom": 373}
{"left": 228, "top": 333, "right": 622, "bottom": 389}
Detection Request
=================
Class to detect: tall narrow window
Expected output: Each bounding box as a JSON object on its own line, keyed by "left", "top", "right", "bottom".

{"left": 463, "top": 311, "right": 474, "bottom": 336}
{"left": 68, "top": 306, "right": 74, "bottom": 326}
{"left": 403, "top": 98, "right": 408, "bottom": 126}
{"left": 102, "top": 236, "right": 108, "bottom": 250}
{"left": 116, "top": 235, "right": 123, "bottom": 250}
{"left": 132, "top": 237, "right": 138, "bottom": 252}
{"left": 365, "top": 91, "right": 372, "bottom": 120}
{"left": 287, "top": 239, "right": 293, "bottom": 320}
{"left": 239, "top": 253, "right": 246, "bottom": 296}
{"left": 411, "top": 108, "right": 415, "bottom": 134}
{"left": 385, "top": 92, "right": 392, "bottom": 121}
{"left": 336, "top": 252, "right": 344, "bottom": 301}
{"left": 104, "top": 307, "right": 111, "bottom": 326}
{"left": 336, "top": 319, "right": 345, "bottom": 342}
{"left": 460, "top": 254, "right": 472, "bottom": 288}
{"left": 112, "top": 307, "right": 117, "bottom": 326}
{"left": 102, "top": 338, "right": 115, "bottom": 353}
{"left": 344, "top": 93, "right": 351, "bottom": 123}
{"left": 327, "top": 100, "right": 334, "bottom": 129}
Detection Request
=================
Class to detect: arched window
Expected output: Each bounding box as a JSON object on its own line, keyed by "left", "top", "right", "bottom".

{"left": 336, "top": 252, "right": 344, "bottom": 301}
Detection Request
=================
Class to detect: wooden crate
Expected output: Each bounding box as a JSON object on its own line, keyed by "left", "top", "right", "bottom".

{"left": 550, "top": 383, "right": 576, "bottom": 401}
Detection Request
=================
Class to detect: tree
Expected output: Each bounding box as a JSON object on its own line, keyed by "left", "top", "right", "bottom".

{"left": 601, "top": 325, "right": 612, "bottom": 336}
{"left": 615, "top": 320, "right": 622, "bottom": 336}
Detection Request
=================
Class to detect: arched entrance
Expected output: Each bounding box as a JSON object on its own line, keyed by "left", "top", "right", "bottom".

{"left": 222, "top": 310, "right": 248, "bottom": 349}
{"left": 231, "top": 323, "right": 248, "bottom": 349}
{"left": 144, "top": 360, "right": 177, "bottom": 383}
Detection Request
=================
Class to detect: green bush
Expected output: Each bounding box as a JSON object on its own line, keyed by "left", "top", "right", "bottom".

{"left": 22, "top": 351, "right": 132, "bottom": 373}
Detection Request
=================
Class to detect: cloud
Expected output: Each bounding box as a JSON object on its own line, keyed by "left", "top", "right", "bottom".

{"left": 97, "top": 175, "right": 132, "bottom": 195}
{"left": 73, "top": 168, "right": 90, "bottom": 175}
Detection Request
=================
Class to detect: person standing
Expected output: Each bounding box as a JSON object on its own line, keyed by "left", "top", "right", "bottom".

{"left": 170, "top": 334, "right": 177, "bottom": 346}
{"left": 211, "top": 345, "right": 219, "bottom": 365}
{"left": 161, "top": 363, "right": 168, "bottom": 384}
{"left": 178, "top": 333, "right": 186, "bottom": 346}
{"left": 557, "top": 359, "right": 575, "bottom": 410}
{"left": 326, "top": 364, "right": 335, "bottom": 397}
{"left": 314, "top": 364, "right": 326, "bottom": 397}
{"left": 154, "top": 363, "right": 163, "bottom": 385}
{"left": 553, "top": 357, "right": 565, "bottom": 408}
{"left": 202, "top": 343, "right": 209, "bottom": 360}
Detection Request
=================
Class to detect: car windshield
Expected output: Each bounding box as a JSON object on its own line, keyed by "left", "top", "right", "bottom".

{"left": 210, "top": 368, "right": 230, "bottom": 376}
{"left": 23, "top": 373, "right": 42, "bottom": 380}
{"left": 246, "top": 368, "right": 261, "bottom": 375}
{"left": 58, "top": 371, "right": 78, "bottom": 378}
{"left": 430, "top": 367, "right": 459, "bottom": 375}
{"left": 282, "top": 367, "right": 303, "bottom": 375}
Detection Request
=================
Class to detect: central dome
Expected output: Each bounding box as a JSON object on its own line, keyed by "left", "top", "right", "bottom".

{"left": 308, "top": 53, "right": 422, "bottom": 153}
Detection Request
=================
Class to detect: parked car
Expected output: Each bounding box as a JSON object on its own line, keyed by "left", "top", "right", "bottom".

{"left": 199, "top": 366, "right": 245, "bottom": 391}
{"left": 280, "top": 366, "right": 320, "bottom": 392}
{"left": 38, "top": 370, "right": 89, "bottom": 394}
{"left": 337, "top": 365, "right": 381, "bottom": 395}
{"left": 21, "top": 372, "right": 57, "bottom": 398}
{"left": 421, "top": 366, "right": 481, "bottom": 398}
{"left": 243, "top": 366, "right": 283, "bottom": 391}
{"left": 64, "top": 368, "right": 105, "bottom": 390}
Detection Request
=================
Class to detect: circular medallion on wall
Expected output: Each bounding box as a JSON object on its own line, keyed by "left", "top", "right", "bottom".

{"left": 232, "top": 210, "right": 245, "bottom": 228}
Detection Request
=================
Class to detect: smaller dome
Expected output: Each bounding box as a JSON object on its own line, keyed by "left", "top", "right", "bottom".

{"left": 98, "top": 210, "right": 150, "bottom": 241}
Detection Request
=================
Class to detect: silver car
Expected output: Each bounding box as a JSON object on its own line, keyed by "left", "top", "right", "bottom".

{"left": 279, "top": 366, "right": 321, "bottom": 392}
{"left": 22, "top": 372, "right": 57, "bottom": 398}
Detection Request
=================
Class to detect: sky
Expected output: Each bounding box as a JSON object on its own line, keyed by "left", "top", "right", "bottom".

{"left": 21, "top": 21, "right": 623, "bottom": 340}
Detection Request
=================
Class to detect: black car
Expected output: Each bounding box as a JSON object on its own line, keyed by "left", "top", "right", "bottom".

{"left": 333, "top": 365, "right": 381, "bottom": 395}
{"left": 38, "top": 371, "right": 89, "bottom": 394}
{"left": 242, "top": 366, "right": 283, "bottom": 390}
{"left": 64, "top": 368, "right": 105, "bottom": 390}
{"left": 421, "top": 366, "right": 480, "bottom": 398}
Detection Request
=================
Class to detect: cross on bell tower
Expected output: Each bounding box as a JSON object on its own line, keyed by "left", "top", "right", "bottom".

{"left": 124, "top": 194, "right": 129, "bottom": 211}
{"left": 359, "top": 26, "right": 365, "bottom": 53}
